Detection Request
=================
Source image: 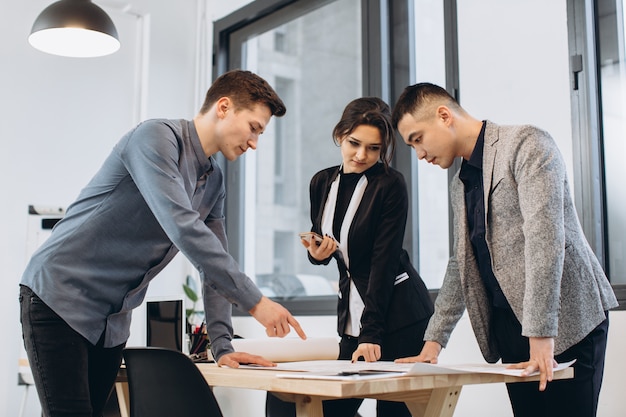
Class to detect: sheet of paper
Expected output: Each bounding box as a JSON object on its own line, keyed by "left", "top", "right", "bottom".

{"left": 274, "top": 360, "right": 411, "bottom": 373}
{"left": 405, "top": 359, "right": 577, "bottom": 377}
{"left": 277, "top": 370, "right": 405, "bottom": 381}
{"left": 274, "top": 360, "right": 410, "bottom": 380}
{"left": 271, "top": 359, "right": 576, "bottom": 380}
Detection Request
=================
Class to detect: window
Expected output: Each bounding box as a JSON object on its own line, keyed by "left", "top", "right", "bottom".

{"left": 272, "top": 77, "right": 294, "bottom": 206}
{"left": 214, "top": 0, "right": 626, "bottom": 315}
{"left": 568, "top": 0, "right": 625, "bottom": 306}
{"left": 597, "top": 0, "right": 626, "bottom": 284}
{"left": 214, "top": 0, "right": 459, "bottom": 315}
{"left": 273, "top": 26, "right": 288, "bottom": 53}
{"left": 215, "top": 0, "right": 363, "bottom": 309}
{"left": 410, "top": 0, "right": 450, "bottom": 289}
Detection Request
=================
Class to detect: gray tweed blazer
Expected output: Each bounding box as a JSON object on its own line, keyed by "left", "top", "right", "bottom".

{"left": 424, "top": 121, "right": 618, "bottom": 362}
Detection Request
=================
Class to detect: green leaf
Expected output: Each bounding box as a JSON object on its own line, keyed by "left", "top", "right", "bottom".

{"left": 183, "top": 283, "right": 198, "bottom": 302}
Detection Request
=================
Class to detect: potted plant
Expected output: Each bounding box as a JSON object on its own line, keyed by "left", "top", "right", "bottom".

{"left": 182, "top": 274, "right": 209, "bottom": 357}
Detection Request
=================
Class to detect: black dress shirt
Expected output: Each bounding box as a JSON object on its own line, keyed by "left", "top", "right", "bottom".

{"left": 459, "top": 121, "right": 512, "bottom": 310}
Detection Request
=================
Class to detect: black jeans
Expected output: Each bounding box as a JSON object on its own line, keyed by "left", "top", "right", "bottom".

{"left": 493, "top": 306, "right": 609, "bottom": 417}
{"left": 266, "top": 318, "right": 429, "bottom": 417}
{"left": 19, "top": 285, "right": 125, "bottom": 417}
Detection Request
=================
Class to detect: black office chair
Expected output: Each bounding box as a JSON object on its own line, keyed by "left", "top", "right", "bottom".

{"left": 122, "top": 347, "right": 223, "bottom": 417}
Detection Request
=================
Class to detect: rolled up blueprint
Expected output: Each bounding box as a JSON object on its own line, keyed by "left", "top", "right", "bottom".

{"left": 223, "top": 337, "right": 340, "bottom": 362}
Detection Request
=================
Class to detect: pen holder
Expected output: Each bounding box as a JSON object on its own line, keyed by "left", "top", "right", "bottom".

{"left": 188, "top": 332, "right": 209, "bottom": 356}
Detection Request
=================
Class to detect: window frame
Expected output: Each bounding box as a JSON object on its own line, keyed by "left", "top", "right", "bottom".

{"left": 213, "top": 0, "right": 626, "bottom": 316}
{"left": 567, "top": 0, "right": 625, "bottom": 309}
{"left": 213, "top": 0, "right": 440, "bottom": 315}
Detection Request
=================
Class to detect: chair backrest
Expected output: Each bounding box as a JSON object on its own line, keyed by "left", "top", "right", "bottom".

{"left": 122, "top": 347, "right": 223, "bottom": 417}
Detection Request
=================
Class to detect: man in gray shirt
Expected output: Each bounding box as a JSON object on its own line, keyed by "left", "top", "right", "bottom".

{"left": 20, "top": 70, "right": 306, "bottom": 417}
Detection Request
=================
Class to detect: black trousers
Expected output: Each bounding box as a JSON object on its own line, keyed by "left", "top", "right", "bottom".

{"left": 266, "top": 319, "right": 429, "bottom": 417}
{"left": 493, "top": 306, "right": 609, "bottom": 417}
{"left": 20, "top": 285, "right": 125, "bottom": 417}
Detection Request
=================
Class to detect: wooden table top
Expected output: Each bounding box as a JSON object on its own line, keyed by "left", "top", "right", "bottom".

{"left": 195, "top": 363, "right": 574, "bottom": 400}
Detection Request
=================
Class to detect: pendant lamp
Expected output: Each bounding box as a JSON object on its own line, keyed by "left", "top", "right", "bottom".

{"left": 29, "top": 0, "right": 120, "bottom": 58}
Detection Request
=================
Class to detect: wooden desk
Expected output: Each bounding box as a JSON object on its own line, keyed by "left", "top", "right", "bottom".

{"left": 116, "top": 364, "right": 572, "bottom": 417}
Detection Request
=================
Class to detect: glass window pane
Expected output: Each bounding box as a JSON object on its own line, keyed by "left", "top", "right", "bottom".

{"left": 412, "top": 0, "right": 449, "bottom": 289}
{"left": 238, "top": 0, "right": 362, "bottom": 297}
{"left": 597, "top": 0, "right": 626, "bottom": 283}
{"left": 447, "top": 0, "right": 572, "bottom": 288}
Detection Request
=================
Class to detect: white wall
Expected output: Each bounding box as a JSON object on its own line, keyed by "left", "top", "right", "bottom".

{"left": 0, "top": 1, "right": 201, "bottom": 416}
{"left": 0, "top": 1, "right": 623, "bottom": 417}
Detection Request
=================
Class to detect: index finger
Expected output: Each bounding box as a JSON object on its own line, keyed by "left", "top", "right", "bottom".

{"left": 537, "top": 365, "right": 549, "bottom": 391}
{"left": 518, "top": 361, "right": 545, "bottom": 389}
{"left": 538, "top": 359, "right": 554, "bottom": 391}
{"left": 288, "top": 315, "right": 307, "bottom": 340}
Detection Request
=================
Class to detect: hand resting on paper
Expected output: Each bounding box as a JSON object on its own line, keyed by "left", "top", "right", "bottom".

{"left": 395, "top": 340, "right": 442, "bottom": 364}
{"left": 217, "top": 351, "right": 276, "bottom": 369}
{"left": 505, "top": 336, "right": 557, "bottom": 391}
{"left": 351, "top": 343, "right": 381, "bottom": 363}
{"left": 397, "top": 338, "right": 559, "bottom": 391}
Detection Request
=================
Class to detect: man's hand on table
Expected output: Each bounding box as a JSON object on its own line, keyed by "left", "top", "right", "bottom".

{"left": 217, "top": 352, "right": 276, "bottom": 368}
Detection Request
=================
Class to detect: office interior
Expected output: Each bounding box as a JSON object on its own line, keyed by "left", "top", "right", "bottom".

{"left": 1, "top": 0, "right": 624, "bottom": 416}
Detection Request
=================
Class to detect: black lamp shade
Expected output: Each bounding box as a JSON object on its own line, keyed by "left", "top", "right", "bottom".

{"left": 29, "top": 0, "right": 120, "bottom": 58}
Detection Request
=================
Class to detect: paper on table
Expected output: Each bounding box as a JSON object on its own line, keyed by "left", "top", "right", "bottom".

{"left": 230, "top": 337, "right": 339, "bottom": 363}
{"left": 405, "top": 359, "right": 576, "bottom": 377}
{"left": 274, "top": 359, "right": 577, "bottom": 380}
{"left": 276, "top": 360, "right": 411, "bottom": 373}
{"left": 275, "top": 360, "right": 410, "bottom": 380}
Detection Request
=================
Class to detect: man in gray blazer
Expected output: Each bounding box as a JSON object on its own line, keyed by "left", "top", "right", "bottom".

{"left": 391, "top": 82, "right": 618, "bottom": 417}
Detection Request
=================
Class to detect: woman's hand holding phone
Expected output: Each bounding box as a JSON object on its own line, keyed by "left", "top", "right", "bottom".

{"left": 298, "top": 232, "right": 323, "bottom": 245}
{"left": 299, "top": 232, "right": 337, "bottom": 261}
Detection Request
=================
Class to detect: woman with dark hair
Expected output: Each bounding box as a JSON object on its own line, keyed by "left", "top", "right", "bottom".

{"left": 267, "top": 97, "right": 433, "bottom": 417}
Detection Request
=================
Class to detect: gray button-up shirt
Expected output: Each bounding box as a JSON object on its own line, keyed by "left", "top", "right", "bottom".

{"left": 21, "top": 118, "right": 262, "bottom": 360}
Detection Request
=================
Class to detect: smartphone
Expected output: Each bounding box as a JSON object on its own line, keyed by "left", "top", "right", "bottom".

{"left": 299, "top": 231, "right": 323, "bottom": 245}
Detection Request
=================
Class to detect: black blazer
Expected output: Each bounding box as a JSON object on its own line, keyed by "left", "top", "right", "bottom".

{"left": 308, "top": 164, "right": 433, "bottom": 346}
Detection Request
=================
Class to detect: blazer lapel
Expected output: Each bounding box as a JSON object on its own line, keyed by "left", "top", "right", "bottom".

{"left": 482, "top": 121, "right": 499, "bottom": 222}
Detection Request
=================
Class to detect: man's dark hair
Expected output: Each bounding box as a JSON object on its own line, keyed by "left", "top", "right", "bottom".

{"left": 391, "top": 82, "right": 459, "bottom": 128}
{"left": 199, "top": 70, "right": 286, "bottom": 117}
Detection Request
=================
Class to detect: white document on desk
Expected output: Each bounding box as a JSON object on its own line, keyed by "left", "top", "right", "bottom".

{"left": 405, "top": 359, "right": 576, "bottom": 377}
{"left": 274, "top": 360, "right": 411, "bottom": 373}
{"left": 271, "top": 359, "right": 576, "bottom": 380}
{"left": 273, "top": 360, "right": 410, "bottom": 380}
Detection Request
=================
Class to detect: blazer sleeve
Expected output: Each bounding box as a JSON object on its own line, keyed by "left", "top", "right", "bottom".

{"left": 423, "top": 178, "right": 468, "bottom": 348}
{"left": 358, "top": 173, "right": 411, "bottom": 344}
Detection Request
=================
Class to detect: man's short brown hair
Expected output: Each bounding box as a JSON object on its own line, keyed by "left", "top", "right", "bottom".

{"left": 199, "top": 70, "right": 286, "bottom": 117}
